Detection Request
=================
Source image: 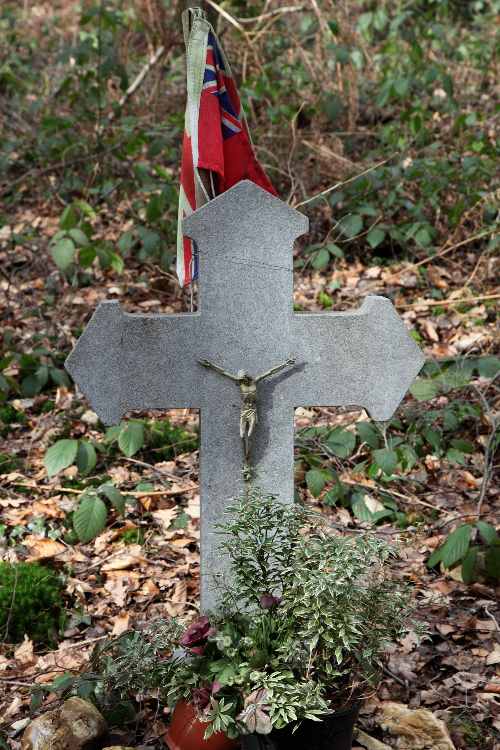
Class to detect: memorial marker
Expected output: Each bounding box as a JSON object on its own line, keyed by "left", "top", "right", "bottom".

{"left": 66, "top": 180, "right": 424, "bottom": 609}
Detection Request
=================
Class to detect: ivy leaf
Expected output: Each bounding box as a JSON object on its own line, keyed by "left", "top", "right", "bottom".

{"left": 306, "top": 469, "right": 326, "bottom": 498}
{"left": 339, "top": 214, "right": 363, "bottom": 239}
{"left": 325, "top": 427, "right": 356, "bottom": 458}
{"left": 44, "top": 439, "right": 78, "bottom": 477}
{"left": 440, "top": 524, "right": 473, "bottom": 568}
{"left": 51, "top": 238, "right": 76, "bottom": 271}
{"left": 373, "top": 448, "right": 398, "bottom": 475}
{"left": 118, "top": 421, "right": 145, "bottom": 457}
{"left": 73, "top": 494, "right": 108, "bottom": 543}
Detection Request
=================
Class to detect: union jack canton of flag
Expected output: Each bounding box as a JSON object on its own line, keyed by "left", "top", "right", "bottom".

{"left": 177, "top": 8, "right": 277, "bottom": 288}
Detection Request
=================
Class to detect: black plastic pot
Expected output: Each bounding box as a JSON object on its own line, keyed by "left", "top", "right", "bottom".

{"left": 240, "top": 703, "right": 360, "bottom": 750}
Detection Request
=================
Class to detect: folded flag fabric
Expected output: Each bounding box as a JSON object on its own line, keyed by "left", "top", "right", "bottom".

{"left": 177, "top": 8, "right": 277, "bottom": 287}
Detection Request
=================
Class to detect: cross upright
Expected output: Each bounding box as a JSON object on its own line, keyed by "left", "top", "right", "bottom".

{"left": 66, "top": 181, "right": 424, "bottom": 610}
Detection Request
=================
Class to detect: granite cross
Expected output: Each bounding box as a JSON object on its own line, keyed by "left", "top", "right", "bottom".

{"left": 66, "top": 180, "right": 424, "bottom": 610}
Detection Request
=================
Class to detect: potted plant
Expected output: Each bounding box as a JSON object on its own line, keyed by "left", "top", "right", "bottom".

{"left": 163, "top": 490, "right": 417, "bottom": 749}
{"left": 91, "top": 490, "right": 417, "bottom": 749}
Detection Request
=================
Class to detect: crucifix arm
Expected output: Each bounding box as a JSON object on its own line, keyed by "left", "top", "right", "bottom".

{"left": 199, "top": 359, "right": 239, "bottom": 382}
{"left": 255, "top": 357, "right": 296, "bottom": 383}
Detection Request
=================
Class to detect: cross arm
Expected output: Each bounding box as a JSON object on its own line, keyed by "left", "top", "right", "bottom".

{"left": 65, "top": 301, "right": 201, "bottom": 424}
{"left": 291, "top": 296, "right": 424, "bottom": 421}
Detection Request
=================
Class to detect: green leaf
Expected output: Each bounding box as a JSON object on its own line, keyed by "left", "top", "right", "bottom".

{"left": 367, "top": 227, "right": 385, "bottom": 249}
{"left": 476, "top": 356, "right": 500, "bottom": 378}
{"left": 446, "top": 448, "right": 466, "bottom": 465}
{"left": 118, "top": 421, "right": 145, "bottom": 457}
{"left": 51, "top": 238, "right": 76, "bottom": 271}
{"left": 476, "top": 521, "right": 498, "bottom": 546}
{"left": 352, "top": 496, "right": 373, "bottom": 522}
{"left": 44, "top": 439, "right": 78, "bottom": 477}
{"left": 461, "top": 547, "right": 478, "bottom": 584}
{"left": 326, "top": 243, "right": 344, "bottom": 258}
{"left": 410, "top": 379, "right": 439, "bottom": 401}
{"left": 325, "top": 427, "right": 356, "bottom": 458}
{"left": 339, "top": 214, "right": 363, "bottom": 239}
{"left": 68, "top": 228, "right": 90, "bottom": 246}
{"left": 118, "top": 229, "right": 135, "bottom": 254}
{"left": 415, "top": 227, "right": 432, "bottom": 247}
{"left": 22, "top": 365, "right": 49, "bottom": 396}
{"left": 427, "top": 546, "right": 442, "bottom": 568}
{"left": 50, "top": 368, "right": 71, "bottom": 387}
{"left": 373, "top": 448, "right": 398, "bottom": 475}
{"left": 485, "top": 546, "right": 500, "bottom": 580}
{"left": 79, "top": 246, "right": 96, "bottom": 268}
{"left": 306, "top": 469, "right": 326, "bottom": 498}
{"left": 110, "top": 252, "right": 124, "bottom": 274}
{"left": 59, "top": 205, "right": 78, "bottom": 230}
{"left": 312, "top": 248, "right": 330, "bottom": 270}
{"left": 450, "top": 438, "right": 474, "bottom": 453}
{"left": 76, "top": 441, "right": 97, "bottom": 476}
{"left": 100, "top": 484, "right": 126, "bottom": 515}
{"left": 146, "top": 193, "right": 165, "bottom": 222}
{"left": 440, "top": 524, "right": 473, "bottom": 568}
{"left": 356, "top": 422, "right": 381, "bottom": 449}
{"left": 73, "top": 495, "right": 108, "bottom": 543}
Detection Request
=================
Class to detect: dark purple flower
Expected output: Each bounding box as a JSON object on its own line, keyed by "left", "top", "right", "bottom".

{"left": 180, "top": 616, "right": 212, "bottom": 650}
{"left": 192, "top": 687, "right": 211, "bottom": 710}
{"left": 189, "top": 644, "right": 206, "bottom": 656}
{"left": 259, "top": 593, "right": 281, "bottom": 609}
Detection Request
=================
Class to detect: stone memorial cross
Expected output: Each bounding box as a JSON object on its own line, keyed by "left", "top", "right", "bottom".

{"left": 66, "top": 181, "right": 424, "bottom": 610}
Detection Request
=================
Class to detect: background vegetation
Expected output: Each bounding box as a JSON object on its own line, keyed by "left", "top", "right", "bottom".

{"left": 0, "top": 1, "right": 498, "bottom": 748}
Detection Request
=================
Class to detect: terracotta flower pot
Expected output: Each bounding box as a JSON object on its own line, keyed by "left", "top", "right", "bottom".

{"left": 165, "top": 700, "right": 239, "bottom": 750}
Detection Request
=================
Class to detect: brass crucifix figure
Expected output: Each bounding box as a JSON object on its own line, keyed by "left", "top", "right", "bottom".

{"left": 199, "top": 358, "right": 296, "bottom": 461}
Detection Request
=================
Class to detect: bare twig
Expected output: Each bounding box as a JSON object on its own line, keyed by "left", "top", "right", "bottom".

{"left": 385, "top": 229, "right": 498, "bottom": 280}
{"left": 293, "top": 156, "right": 394, "bottom": 208}
{"left": 3, "top": 481, "right": 196, "bottom": 498}
{"left": 108, "top": 46, "right": 166, "bottom": 121}
{"left": 236, "top": 5, "right": 307, "bottom": 25}
{"left": 397, "top": 292, "right": 500, "bottom": 309}
{"left": 204, "top": 0, "right": 246, "bottom": 32}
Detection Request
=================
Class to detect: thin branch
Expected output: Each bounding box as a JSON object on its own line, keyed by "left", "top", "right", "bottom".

{"left": 397, "top": 292, "right": 500, "bottom": 309}
{"left": 204, "top": 0, "right": 246, "bottom": 32}
{"left": 236, "top": 5, "right": 307, "bottom": 24}
{"left": 3, "top": 481, "right": 196, "bottom": 498}
{"left": 293, "top": 156, "right": 394, "bottom": 208}
{"left": 109, "top": 46, "right": 166, "bottom": 121}
{"left": 385, "top": 229, "right": 498, "bottom": 280}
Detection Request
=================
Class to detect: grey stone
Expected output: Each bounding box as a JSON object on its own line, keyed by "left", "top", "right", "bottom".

{"left": 21, "top": 697, "right": 107, "bottom": 750}
{"left": 66, "top": 180, "right": 424, "bottom": 610}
